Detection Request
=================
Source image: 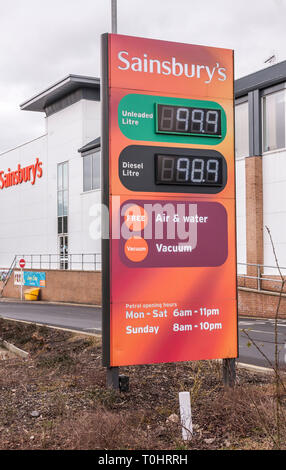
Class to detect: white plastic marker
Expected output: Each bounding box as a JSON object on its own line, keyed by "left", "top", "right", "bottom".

{"left": 179, "top": 392, "right": 193, "bottom": 440}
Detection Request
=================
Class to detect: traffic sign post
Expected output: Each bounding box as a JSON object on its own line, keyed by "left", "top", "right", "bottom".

{"left": 19, "top": 259, "right": 25, "bottom": 301}
{"left": 101, "top": 34, "right": 238, "bottom": 388}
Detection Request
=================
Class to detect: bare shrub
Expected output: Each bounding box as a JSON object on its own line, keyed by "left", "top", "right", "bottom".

{"left": 215, "top": 381, "right": 285, "bottom": 448}
{"left": 44, "top": 408, "right": 154, "bottom": 450}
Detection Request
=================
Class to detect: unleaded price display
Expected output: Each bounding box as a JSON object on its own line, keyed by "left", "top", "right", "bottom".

{"left": 156, "top": 104, "right": 222, "bottom": 137}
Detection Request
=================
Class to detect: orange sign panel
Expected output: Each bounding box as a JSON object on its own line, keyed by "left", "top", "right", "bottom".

{"left": 101, "top": 33, "right": 238, "bottom": 367}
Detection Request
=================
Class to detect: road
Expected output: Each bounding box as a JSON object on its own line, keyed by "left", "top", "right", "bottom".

{"left": 0, "top": 301, "right": 286, "bottom": 369}
{"left": 0, "top": 301, "right": 101, "bottom": 334}
{"left": 239, "top": 318, "right": 286, "bottom": 369}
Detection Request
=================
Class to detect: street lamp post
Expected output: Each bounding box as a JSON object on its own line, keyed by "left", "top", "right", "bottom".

{"left": 111, "top": 0, "right": 117, "bottom": 34}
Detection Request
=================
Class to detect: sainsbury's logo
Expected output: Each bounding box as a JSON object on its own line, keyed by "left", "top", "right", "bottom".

{"left": 0, "top": 158, "right": 43, "bottom": 190}
{"left": 117, "top": 51, "right": 227, "bottom": 84}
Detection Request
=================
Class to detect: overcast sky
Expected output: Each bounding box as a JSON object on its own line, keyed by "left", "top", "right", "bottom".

{"left": 0, "top": 0, "right": 286, "bottom": 153}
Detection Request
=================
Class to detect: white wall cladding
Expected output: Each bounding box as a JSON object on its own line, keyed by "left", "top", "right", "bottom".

{"left": 0, "top": 97, "right": 101, "bottom": 269}
{"left": 235, "top": 158, "right": 247, "bottom": 274}
{"left": 82, "top": 99, "right": 101, "bottom": 145}
{"left": 0, "top": 135, "right": 48, "bottom": 267}
{"left": 263, "top": 149, "right": 286, "bottom": 275}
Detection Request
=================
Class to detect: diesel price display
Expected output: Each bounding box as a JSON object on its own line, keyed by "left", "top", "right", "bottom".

{"left": 155, "top": 154, "right": 223, "bottom": 187}
{"left": 156, "top": 104, "right": 222, "bottom": 137}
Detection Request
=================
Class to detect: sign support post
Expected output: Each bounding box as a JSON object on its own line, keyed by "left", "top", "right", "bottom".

{"left": 223, "top": 358, "right": 236, "bottom": 387}
{"left": 106, "top": 366, "right": 119, "bottom": 389}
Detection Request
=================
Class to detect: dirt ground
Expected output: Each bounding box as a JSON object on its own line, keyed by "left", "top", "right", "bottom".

{"left": 0, "top": 318, "right": 285, "bottom": 450}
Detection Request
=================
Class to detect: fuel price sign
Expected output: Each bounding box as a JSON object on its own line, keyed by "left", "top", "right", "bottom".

{"left": 101, "top": 33, "right": 238, "bottom": 368}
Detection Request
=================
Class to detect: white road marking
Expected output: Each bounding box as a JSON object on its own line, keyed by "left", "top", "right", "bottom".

{"left": 243, "top": 329, "right": 284, "bottom": 335}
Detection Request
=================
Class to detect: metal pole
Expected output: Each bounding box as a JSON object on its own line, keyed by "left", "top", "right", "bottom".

{"left": 111, "top": 0, "right": 117, "bottom": 33}
{"left": 20, "top": 268, "right": 23, "bottom": 301}
{"left": 257, "top": 264, "right": 261, "bottom": 291}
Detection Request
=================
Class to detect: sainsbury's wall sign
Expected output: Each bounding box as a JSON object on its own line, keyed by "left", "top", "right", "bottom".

{"left": 0, "top": 158, "right": 43, "bottom": 190}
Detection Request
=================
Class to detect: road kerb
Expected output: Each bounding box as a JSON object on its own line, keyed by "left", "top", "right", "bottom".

{"left": 1, "top": 316, "right": 101, "bottom": 338}
{"left": 0, "top": 339, "right": 29, "bottom": 359}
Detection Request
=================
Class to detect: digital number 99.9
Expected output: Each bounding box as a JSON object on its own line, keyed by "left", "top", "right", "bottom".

{"left": 157, "top": 105, "right": 221, "bottom": 136}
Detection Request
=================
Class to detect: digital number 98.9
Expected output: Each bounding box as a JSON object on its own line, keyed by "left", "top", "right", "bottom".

{"left": 160, "top": 157, "right": 220, "bottom": 184}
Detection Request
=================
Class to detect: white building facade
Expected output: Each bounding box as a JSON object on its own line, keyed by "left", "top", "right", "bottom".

{"left": 0, "top": 75, "right": 102, "bottom": 270}
{"left": 235, "top": 60, "right": 286, "bottom": 280}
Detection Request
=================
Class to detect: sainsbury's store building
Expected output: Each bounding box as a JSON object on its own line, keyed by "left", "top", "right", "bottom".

{"left": 0, "top": 75, "right": 102, "bottom": 271}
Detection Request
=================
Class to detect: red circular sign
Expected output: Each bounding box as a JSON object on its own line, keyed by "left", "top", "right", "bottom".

{"left": 19, "top": 259, "right": 25, "bottom": 268}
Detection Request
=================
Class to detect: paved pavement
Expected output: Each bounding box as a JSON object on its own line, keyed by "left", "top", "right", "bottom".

{"left": 1, "top": 300, "right": 286, "bottom": 369}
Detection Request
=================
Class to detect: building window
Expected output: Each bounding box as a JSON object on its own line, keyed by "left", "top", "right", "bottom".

{"left": 235, "top": 101, "right": 249, "bottom": 158}
{"left": 262, "top": 90, "right": 286, "bottom": 152}
{"left": 83, "top": 151, "right": 100, "bottom": 192}
{"left": 57, "top": 162, "right": 68, "bottom": 269}
{"left": 57, "top": 161, "right": 68, "bottom": 234}
{"left": 59, "top": 235, "right": 68, "bottom": 270}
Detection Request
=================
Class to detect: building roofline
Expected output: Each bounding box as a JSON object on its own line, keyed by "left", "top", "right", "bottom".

{"left": 78, "top": 137, "right": 101, "bottom": 154}
{"left": 0, "top": 133, "right": 47, "bottom": 157}
{"left": 235, "top": 60, "right": 286, "bottom": 97}
{"left": 20, "top": 74, "right": 100, "bottom": 113}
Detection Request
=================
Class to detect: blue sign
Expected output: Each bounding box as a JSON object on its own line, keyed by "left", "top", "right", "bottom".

{"left": 23, "top": 271, "right": 46, "bottom": 288}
